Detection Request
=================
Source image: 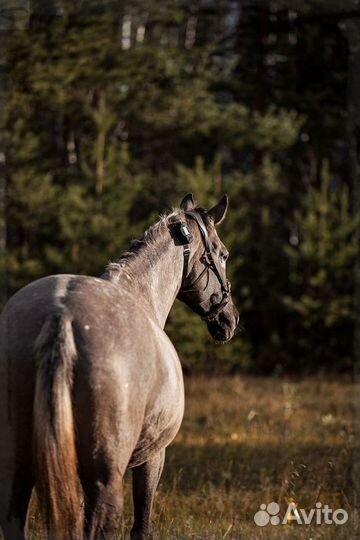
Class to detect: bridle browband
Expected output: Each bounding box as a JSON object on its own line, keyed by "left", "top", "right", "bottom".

{"left": 178, "top": 210, "right": 231, "bottom": 322}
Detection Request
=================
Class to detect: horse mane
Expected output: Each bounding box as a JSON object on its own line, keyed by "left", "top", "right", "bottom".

{"left": 103, "top": 208, "right": 183, "bottom": 280}
{"left": 102, "top": 204, "right": 211, "bottom": 281}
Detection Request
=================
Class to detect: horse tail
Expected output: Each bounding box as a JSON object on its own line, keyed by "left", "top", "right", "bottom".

{"left": 33, "top": 312, "right": 82, "bottom": 540}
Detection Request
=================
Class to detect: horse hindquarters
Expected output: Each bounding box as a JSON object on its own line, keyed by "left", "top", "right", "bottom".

{"left": 33, "top": 312, "right": 83, "bottom": 540}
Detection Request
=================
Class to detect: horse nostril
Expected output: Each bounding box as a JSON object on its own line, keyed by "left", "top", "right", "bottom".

{"left": 219, "top": 313, "right": 231, "bottom": 329}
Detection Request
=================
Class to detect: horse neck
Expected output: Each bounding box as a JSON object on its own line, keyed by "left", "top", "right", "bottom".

{"left": 108, "top": 231, "right": 184, "bottom": 328}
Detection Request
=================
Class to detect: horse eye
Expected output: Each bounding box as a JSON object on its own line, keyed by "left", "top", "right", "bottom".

{"left": 221, "top": 252, "right": 229, "bottom": 262}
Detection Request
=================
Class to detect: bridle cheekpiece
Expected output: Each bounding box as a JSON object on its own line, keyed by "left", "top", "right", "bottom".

{"left": 176, "top": 210, "right": 231, "bottom": 322}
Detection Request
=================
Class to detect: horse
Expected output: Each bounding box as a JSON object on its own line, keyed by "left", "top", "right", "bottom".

{"left": 0, "top": 193, "right": 239, "bottom": 540}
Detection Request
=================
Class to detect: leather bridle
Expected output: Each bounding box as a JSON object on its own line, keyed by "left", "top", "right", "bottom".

{"left": 179, "top": 210, "right": 231, "bottom": 322}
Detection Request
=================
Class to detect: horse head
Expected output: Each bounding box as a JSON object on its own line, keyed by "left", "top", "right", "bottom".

{"left": 176, "top": 193, "right": 239, "bottom": 343}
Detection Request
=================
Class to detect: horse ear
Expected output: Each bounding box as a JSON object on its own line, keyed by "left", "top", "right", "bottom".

{"left": 207, "top": 195, "right": 228, "bottom": 225}
{"left": 180, "top": 193, "right": 195, "bottom": 211}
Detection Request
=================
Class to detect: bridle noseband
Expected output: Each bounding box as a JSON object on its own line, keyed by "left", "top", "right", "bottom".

{"left": 178, "top": 210, "right": 231, "bottom": 322}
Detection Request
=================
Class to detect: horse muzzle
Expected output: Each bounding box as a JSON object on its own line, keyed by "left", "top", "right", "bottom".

{"left": 206, "top": 304, "right": 239, "bottom": 343}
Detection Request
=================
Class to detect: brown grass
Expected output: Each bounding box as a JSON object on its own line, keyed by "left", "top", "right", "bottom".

{"left": 25, "top": 376, "right": 359, "bottom": 539}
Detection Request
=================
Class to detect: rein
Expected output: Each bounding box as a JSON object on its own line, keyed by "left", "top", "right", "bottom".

{"left": 178, "top": 210, "right": 231, "bottom": 322}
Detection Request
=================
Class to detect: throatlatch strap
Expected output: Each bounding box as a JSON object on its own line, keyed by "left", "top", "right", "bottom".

{"left": 182, "top": 245, "right": 190, "bottom": 282}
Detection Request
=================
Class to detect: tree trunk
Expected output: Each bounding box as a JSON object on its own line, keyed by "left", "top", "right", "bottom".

{"left": 0, "top": 18, "right": 9, "bottom": 305}
{"left": 95, "top": 93, "right": 108, "bottom": 197}
{"left": 340, "top": 15, "right": 360, "bottom": 512}
{"left": 340, "top": 18, "right": 360, "bottom": 369}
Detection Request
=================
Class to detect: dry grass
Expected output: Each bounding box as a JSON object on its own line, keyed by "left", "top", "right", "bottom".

{"left": 26, "top": 376, "right": 359, "bottom": 539}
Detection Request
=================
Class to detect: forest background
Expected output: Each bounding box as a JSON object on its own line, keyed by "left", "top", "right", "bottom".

{"left": 1, "top": 0, "right": 360, "bottom": 375}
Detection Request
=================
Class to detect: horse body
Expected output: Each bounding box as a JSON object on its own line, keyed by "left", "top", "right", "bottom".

{"left": 0, "top": 195, "right": 238, "bottom": 540}
{"left": 1, "top": 271, "right": 184, "bottom": 539}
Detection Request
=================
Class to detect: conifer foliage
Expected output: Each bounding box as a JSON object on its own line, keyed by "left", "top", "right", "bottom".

{"left": 2, "top": 0, "right": 358, "bottom": 372}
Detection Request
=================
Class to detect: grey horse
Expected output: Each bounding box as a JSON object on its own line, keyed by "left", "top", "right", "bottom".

{"left": 0, "top": 194, "right": 239, "bottom": 540}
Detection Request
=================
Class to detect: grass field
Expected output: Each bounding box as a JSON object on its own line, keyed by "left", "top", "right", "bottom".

{"left": 26, "top": 376, "right": 359, "bottom": 539}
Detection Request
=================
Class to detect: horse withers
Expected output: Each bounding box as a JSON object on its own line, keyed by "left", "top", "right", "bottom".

{"left": 0, "top": 194, "right": 239, "bottom": 540}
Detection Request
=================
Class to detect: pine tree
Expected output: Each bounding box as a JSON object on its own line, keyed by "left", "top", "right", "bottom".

{"left": 283, "top": 161, "right": 358, "bottom": 370}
